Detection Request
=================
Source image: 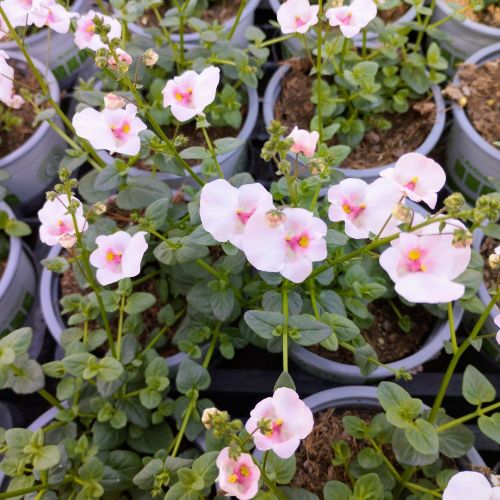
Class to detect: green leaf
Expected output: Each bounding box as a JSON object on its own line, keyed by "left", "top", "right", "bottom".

{"left": 342, "top": 415, "right": 368, "bottom": 440}
{"left": 210, "top": 289, "right": 236, "bottom": 322}
{"left": 392, "top": 429, "right": 439, "bottom": 466}
{"left": 265, "top": 452, "right": 296, "bottom": 484}
{"left": 117, "top": 177, "right": 171, "bottom": 210}
{"left": 478, "top": 413, "right": 500, "bottom": 444}
{"left": 353, "top": 473, "right": 384, "bottom": 500}
{"left": 214, "top": 138, "right": 244, "bottom": 155}
{"left": 274, "top": 371, "right": 296, "bottom": 391}
{"left": 244, "top": 310, "right": 284, "bottom": 339}
{"left": 320, "top": 313, "right": 359, "bottom": 341}
{"left": 192, "top": 451, "right": 219, "bottom": 486}
{"left": 180, "top": 147, "right": 211, "bottom": 160}
{"left": 0, "top": 327, "right": 33, "bottom": 357}
{"left": 357, "top": 447, "right": 383, "bottom": 469}
{"left": 176, "top": 359, "right": 210, "bottom": 394}
{"left": 462, "top": 365, "right": 496, "bottom": 405}
{"left": 323, "top": 481, "right": 351, "bottom": 500}
{"left": 289, "top": 315, "right": 331, "bottom": 346}
{"left": 125, "top": 292, "right": 157, "bottom": 314}
{"left": 32, "top": 445, "right": 61, "bottom": 471}
{"left": 404, "top": 419, "right": 439, "bottom": 455}
{"left": 97, "top": 357, "right": 124, "bottom": 382}
{"left": 434, "top": 410, "right": 474, "bottom": 458}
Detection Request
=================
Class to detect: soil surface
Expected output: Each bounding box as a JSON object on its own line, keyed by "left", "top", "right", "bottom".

{"left": 309, "top": 300, "right": 435, "bottom": 364}
{"left": 480, "top": 237, "right": 500, "bottom": 303}
{"left": 137, "top": 0, "right": 243, "bottom": 29}
{"left": 274, "top": 60, "right": 436, "bottom": 169}
{"left": 457, "top": 60, "right": 500, "bottom": 149}
{"left": 447, "top": 0, "right": 500, "bottom": 27}
{"left": 0, "top": 60, "right": 41, "bottom": 158}
{"left": 292, "top": 408, "right": 381, "bottom": 496}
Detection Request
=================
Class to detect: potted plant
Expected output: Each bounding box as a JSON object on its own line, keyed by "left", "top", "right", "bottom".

{"left": 0, "top": 50, "right": 66, "bottom": 212}
{"left": 112, "top": 0, "right": 262, "bottom": 49}
{"left": 430, "top": 0, "right": 500, "bottom": 72}
{"left": 0, "top": 0, "right": 91, "bottom": 88}
{"left": 261, "top": 0, "right": 447, "bottom": 183}
{"left": 444, "top": 42, "right": 500, "bottom": 201}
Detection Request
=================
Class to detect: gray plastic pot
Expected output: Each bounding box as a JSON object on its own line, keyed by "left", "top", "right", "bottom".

{"left": 0, "top": 0, "right": 90, "bottom": 88}
{"left": 430, "top": 0, "right": 500, "bottom": 74}
{"left": 0, "top": 53, "right": 66, "bottom": 213}
{"left": 263, "top": 64, "right": 446, "bottom": 184}
{"left": 0, "top": 202, "right": 37, "bottom": 343}
{"left": 290, "top": 302, "right": 463, "bottom": 383}
{"left": 268, "top": 0, "right": 416, "bottom": 54}
{"left": 472, "top": 229, "right": 500, "bottom": 363}
{"left": 303, "top": 386, "right": 486, "bottom": 467}
{"left": 0, "top": 402, "right": 14, "bottom": 430}
{"left": 446, "top": 43, "right": 500, "bottom": 202}
{"left": 40, "top": 245, "right": 192, "bottom": 373}
{"left": 99, "top": 85, "right": 259, "bottom": 190}
{"left": 127, "top": 0, "right": 261, "bottom": 49}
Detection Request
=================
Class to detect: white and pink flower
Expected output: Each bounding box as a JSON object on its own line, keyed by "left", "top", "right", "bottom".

{"left": 288, "top": 127, "right": 319, "bottom": 158}
{"left": 277, "top": 0, "right": 319, "bottom": 34}
{"left": 328, "top": 178, "right": 401, "bottom": 239}
{"left": 38, "top": 194, "right": 87, "bottom": 246}
{"left": 379, "top": 231, "right": 470, "bottom": 303}
{"left": 200, "top": 179, "right": 274, "bottom": 250}
{"left": 74, "top": 10, "right": 121, "bottom": 51}
{"left": 216, "top": 448, "right": 260, "bottom": 500}
{"left": 243, "top": 207, "right": 327, "bottom": 283}
{"left": 325, "top": 0, "right": 377, "bottom": 38}
{"left": 30, "top": 0, "right": 75, "bottom": 33}
{"left": 0, "top": 50, "right": 25, "bottom": 109}
{"left": 380, "top": 153, "right": 446, "bottom": 209}
{"left": 443, "top": 471, "right": 500, "bottom": 500}
{"left": 245, "top": 388, "right": 314, "bottom": 459}
{"left": 162, "top": 66, "right": 220, "bottom": 122}
{"left": 72, "top": 103, "right": 147, "bottom": 156}
{"left": 89, "top": 231, "right": 148, "bottom": 286}
{"left": 103, "top": 93, "right": 126, "bottom": 110}
{"left": 107, "top": 48, "right": 132, "bottom": 70}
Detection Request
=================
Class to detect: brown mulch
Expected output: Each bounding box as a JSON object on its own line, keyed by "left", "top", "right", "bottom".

{"left": 274, "top": 60, "right": 436, "bottom": 169}
{"left": 456, "top": 60, "right": 500, "bottom": 149}
{"left": 480, "top": 236, "right": 500, "bottom": 302}
{"left": 309, "top": 300, "right": 436, "bottom": 364}
{"left": 447, "top": 0, "right": 500, "bottom": 27}
{"left": 0, "top": 60, "right": 41, "bottom": 158}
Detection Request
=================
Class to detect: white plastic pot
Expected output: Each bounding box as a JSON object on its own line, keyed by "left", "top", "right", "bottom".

{"left": 446, "top": 43, "right": 500, "bottom": 201}
{"left": 127, "top": 0, "right": 261, "bottom": 49}
{"left": 0, "top": 53, "right": 66, "bottom": 213}
{"left": 0, "top": 202, "right": 37, "bottom": 341}
{"left": 430, "top": 0, "right": 500, "bottom": 74}
{"left": 263, "top": 64, "right": 446, "bottom": 184}
{"left": 0, "top": 0, "right": 90, "bottom": 88}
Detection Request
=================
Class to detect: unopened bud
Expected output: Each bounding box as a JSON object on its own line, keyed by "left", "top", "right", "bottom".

{"left": 104, "top": 93, "right": 126, "bottom": 110}
{"left": 59, "top": 234, "right": 77, "bottom": 249}
{"left": 265, "top": 209, "right": 286, "bottom": 228}
{"left": 392, "top": 203, "right": 412, "bottom": 223}
{"left": 143, "top": 48, "right": 159, "bottom": 66}
{"left": 10, "top": 94, "right": 25, "bottom": 109}
{"left": 92, "top": 202, "right": 107, "bottom": 215}
{"left": 489, "top": 253, "right": 500, "bottom": 270}
{"left": 95, "top": 56, "right": 107, "bottom": 69}
{"left": 444, "top": 192, "right": 465, "bottom": 213}
{"left": 202, "top": 408, "right": 219, "bottom": 430}
{"left": 452, "top": 228, "right": 473, "bottom": 249}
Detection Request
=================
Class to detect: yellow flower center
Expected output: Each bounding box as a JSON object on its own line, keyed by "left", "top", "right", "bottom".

{"left": 408, "top": 249, "right": 421, "bottom": 261}
{"left": 298, "top": 236, "right": 309, "bottom": 248}
{"left": 342, "top": 203, "right": 351, "bottom": 214}
{"left": 239, "top": 465, "right": 250, "bottom": 478}
{"left": 175, "top": 92, "right": 184, "bottom": 101}
{"left": 122, "top": 123, "right": 130, "bottom": 134}
{"left": 228, "top": 474, "right": 238, "bottom": 484}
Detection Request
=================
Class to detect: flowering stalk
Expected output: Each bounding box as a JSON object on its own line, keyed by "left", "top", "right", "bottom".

{"left": 315, "top": 0, "right": 324, "bottom": 142}
{"left": 282, "top": 285, "right": 289, "bottom": 372}
{"left": 200, "top": 124, "right": 224, "bottom": 179}
{"left": 228, "top": 0, "right": 247, "bottom": 40}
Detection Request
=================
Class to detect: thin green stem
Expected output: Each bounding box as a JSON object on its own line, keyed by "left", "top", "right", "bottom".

{"left": 258, "top": 33, "right": 294, "bottom": 48}
{"left": 228, "top": 0, "right": 247, "bottom": 40}
{"left": 201, "top": 126, "right": 224, "bottom": 179}
{"left": 195, "top": 259, "right": 244, "bottom": 302}
{"left": 282, "top": 286, "right": 289, "bottom": 372}
{"left": 315, "top": 0, "right": 324, "bottom": 142}
{"left": 448, "top": 302, "right": 458, "bottom": 354}
{"left": 339, "top": 36, "right": 349, "bottom": 73}
{"left": 116, "top": 293, "right": 126, "bottom": 360}
{"left": 309, "top": 281, "right": 320, "bottom": 319}
{"left": 436, "top": 401, "right": 500, "bottom": 433}
{"left": 38, "top": 389, "right": 64, "bottom": 411}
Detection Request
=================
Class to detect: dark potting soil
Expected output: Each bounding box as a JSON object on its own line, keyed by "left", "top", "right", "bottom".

{"left": 309, "top": 300, "right": 435, "bottom": 364}
{"left": 457, "top": 59, "right": 500, "bottom": 149}
{"left": 292, "top": 408, "right": 382, "bottom": 496}
{"left": 480, "top": 236, "right": 500, "bottom": 303}
{"left": 447, "top": 0, "right": 500, "bottom": 27}
{"left": 274, "top": 61, "right": 436, "bottom": 169}
{"left": 0, "top": 60, "right": 43, "bottom": 158}
{"left": 136, "top": 0, "right": 243, "bottom": 29}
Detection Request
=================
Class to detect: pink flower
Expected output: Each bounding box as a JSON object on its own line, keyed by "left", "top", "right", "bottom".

{"left": 89, "top": 231, "right": 148, "bottom": 285}
{"left": 0, "top": 51, "right": 25, "bottom": 108}
{"left": 243, "top": 207, "right": 327, "bottom": 283}
{"left": 245, "top": 388, "right": 314, "bottom": 459}
{"left": 74, "top": 10, "right": 121, "bottom": 51}
{"left": 103, "top": 93, "right": 126, "bottom": 110}
{"left": 30, "top": 0, "right": 75, "bottom": 34}
{"left": 325, "top": 0, "right": 377, "bottom": 38}
{"left": 0, "top": 0, "right": 35, "bottom": 29}
{"left": 277, "top": 0, "right": 319, "bottom": 34}
{"left": 495, "top": 315, "right": 500, "bottom": 346}
{"left": 216, "top": 448, "right": 260, "bottom": 500}
{"left": 328, "top": 178, "right": 401, "bottom": 239}
{"left": 72, "top": 103, "right": 147, "bottom": 156}
{"left": 443, "top": 472, "right": 500, "bottom": 500}
{"left": 379, "top": 231, "right": 470, "bottom": 303}
{"left": 288, "top": 127, "right": 319, "bottom": 158}
{"left": 38, "top": 194, "right": 87, "bottom": 246}
{"left": 162, "top": 66, "right": 220, "bottom": 122}
{"left": 200, "top": 179, "right": 274, "bottom": 250}
{"left": 380, "top": 153, "right": 446, "bottom": 209}
{"left": 107, "top": 48, "right": 132, "bottom": 70}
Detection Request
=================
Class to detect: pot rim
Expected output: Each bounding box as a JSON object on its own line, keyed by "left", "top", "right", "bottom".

{"left": 290, "top": 301, "right": 463, "bottom": 380}
{"left": 0, "top": 201, "right": 21, "bottom": 302}
{"left": 450, "top": 42, "right": 500, "bottom": 162}
{"left": 262, "top": 64, "right": 446, "bottom": 177}
{"left": 435, "top": 0, "right": 500, "bottom": 36}
{"left": 0, "top": 53, "right": 60, "bottom": 168}
{"left": 127, "top": 0, "right": 261, "bottom": 41}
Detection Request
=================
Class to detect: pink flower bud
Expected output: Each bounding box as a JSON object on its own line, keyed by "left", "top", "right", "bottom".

{"left": 104, "top": 93, "right": 126, "bottom": 110}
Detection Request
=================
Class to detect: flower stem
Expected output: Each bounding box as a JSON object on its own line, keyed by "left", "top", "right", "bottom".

{"left": 258, "top": 33, "right": 294, "bottom": 48}
{"left": 315, "top": 0, "right": 324, "bottom": 142}
{"left": 447, "top": 302, "right": 458, "bottom": 354}
{"left": 282, "top": 286, "right": 289, "bottom": 372}
{"left": 116, "top": 293, "right": 126, "bottom": 360}
{"left": 200, "top": 125, "right": 224, "bottom": 179}
{"left": 228, "top": 0, "right": 247, "bottom": 41}
{"left": 436, "top": 401, "right": 500, "bottom": 433}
